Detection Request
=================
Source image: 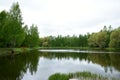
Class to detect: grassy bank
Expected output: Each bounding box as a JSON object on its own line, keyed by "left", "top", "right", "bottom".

{"left": 49, "top": 72, "right": 117, "bottom": 80}
{"left": 39, "top": 47, "right": 120, "bottom": 52}
{"left": 0, "top": 47, "right": 39, "bottom": 57}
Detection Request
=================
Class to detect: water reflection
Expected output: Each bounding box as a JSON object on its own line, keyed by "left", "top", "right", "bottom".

{"left": 0, "top": 50, "right": 120, "bottom": 80}
{"left": 39, "top": 52, "right": 120, "bottom": 72}
{"left": 0, "top": 50, "right": 39, "bottom": 80}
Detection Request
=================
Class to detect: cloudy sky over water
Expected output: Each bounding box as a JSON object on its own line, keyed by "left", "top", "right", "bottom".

{"left": 0, "top": 0, "right": 120, "bottom": 37}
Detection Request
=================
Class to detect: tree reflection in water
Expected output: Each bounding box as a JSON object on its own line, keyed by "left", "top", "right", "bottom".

{"left": 0, "top": 50, "right": 39, "bottom": 80}
{"left": 0, "top": 50, "right": 120, "bottom": 80}
{"left": 39, "top": 52, "right": 120, "bottom": 72}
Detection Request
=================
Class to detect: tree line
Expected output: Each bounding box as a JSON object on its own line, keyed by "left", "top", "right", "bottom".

{"left": 0, "top": 2, "right": 39, "bottom": 48}
{"left": 40, "top": 26, "right": 120, "bottom": 49}
{"left": 40, "top": 34, "right": 88, "bottom": 47}
{"left": 1, "top": 2, "right": 119, "bottom": 49}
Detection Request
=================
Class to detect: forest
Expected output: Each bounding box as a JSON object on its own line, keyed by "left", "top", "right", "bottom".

{"left": 0, "top": 2, "right": 120, "bottom": 80}
{"left": 0, "top": 2, "right": 39, "bottom": 48}
{"left": 0, "top": 2, "right": 120, "bottom": 49}
{"left": 40, "top": 26, "right": 120, "bottom": 49}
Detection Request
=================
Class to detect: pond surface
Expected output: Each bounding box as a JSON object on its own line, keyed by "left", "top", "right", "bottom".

{"left": 0, "top": 49, "right": 120, "bottom": 80}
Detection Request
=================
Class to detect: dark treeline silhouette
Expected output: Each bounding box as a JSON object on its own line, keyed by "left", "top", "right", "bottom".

{"left": 0, "top": 2, "right": 39, "bottom": 48}
{"left": 40, "top": 26, "right": 120, "bottom": 49}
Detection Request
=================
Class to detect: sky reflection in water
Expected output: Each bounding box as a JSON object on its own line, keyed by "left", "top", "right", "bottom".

{"left": 0, "top": 50, "right": 120, "bottom": 80}
{"left": 22, "top": 50, "right": 120, "bottom": 80}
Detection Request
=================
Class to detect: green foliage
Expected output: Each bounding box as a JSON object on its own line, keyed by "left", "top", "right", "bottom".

{"left": 9, "top": 2, "right": 23, "bottom": 25}
{"left": 40, "top": 25, "right": 120, "bottom": 49}
{"left": 22, "top": 24, "right": 39, "bottom": 47}
{"left": 88, "top": 33, "right": 98, "bottom": 47}
{"left": 0, "top": 10, "right": 7, "bottom": 47}
{"left": 0, "top": 2, "right": 25, "bottom": 47}
{"left": 88, "top": 26, "right": 115, "bottom": 49}
{"left": 109, "top": 27, "right": 120, "bottom": 48}
{"left": 96, "top": 31, "right": 108, "bottom": 48}
{"left": 49, "top": 73, "right": 69, "bottom": 80}
{"left": 49, "top": 72, "right": 116, "bottom": 80}
{"left": 40, "top": 34, "right": 88, "bottom": 47}
{"left": 0, "top": 2, "right": 39, "bottom": 48}
{"left": 0, "top": 2, "right": 120, "bottom": 49}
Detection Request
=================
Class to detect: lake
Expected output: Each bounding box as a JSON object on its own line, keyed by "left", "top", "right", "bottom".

{"left": 0, "top": 49, "right": 120, "bottom": 80}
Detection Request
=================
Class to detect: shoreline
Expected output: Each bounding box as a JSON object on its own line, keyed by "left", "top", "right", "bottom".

{"left": 0, "top": 47, "right": 119, "bottom": 57}
{"left": 0, "top": 47, "right": 39, "bottom": 57}
{"left": 39, "top": 47, "right": 120, "bottom": 52}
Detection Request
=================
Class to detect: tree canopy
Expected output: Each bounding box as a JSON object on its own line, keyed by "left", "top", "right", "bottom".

{"left": 109, "top": 27, "right": 120, "bottom": 48}
{"left": 0, "top": 2, "right": 120, "bottom": 49}
{"left": 40, "top": 26, "right": 120, "bottom": 49}
{"left": 0, "top": 2, "right": 39, "bottom": 48}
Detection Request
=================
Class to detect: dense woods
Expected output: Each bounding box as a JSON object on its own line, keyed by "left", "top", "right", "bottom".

{"left": 0, "top": 2, "right": 39, "bottom": 48}
{"left": 40, "top": 26, "right": 120, "bottom": 49}
{"left": 0, "top": 1, "right": 120, "bottom": 80}
{"left": 40, "top": 34, "right": 88, "bottom": 47}
{"left": 0, "top": 2, "right": 120, "bottom": 49}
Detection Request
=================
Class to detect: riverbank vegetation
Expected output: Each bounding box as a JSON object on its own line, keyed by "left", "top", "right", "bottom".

{"left": 40, "top": 26, "right": 120, "bottom": 50}
{"left": 0, "top": 2, "right": 120, "bottom": 51}
{"left": 49, "top": 72, "right": 117, "bottom": 80}
{"left": 0, "top": 2, "right": 39, "bottom": 48}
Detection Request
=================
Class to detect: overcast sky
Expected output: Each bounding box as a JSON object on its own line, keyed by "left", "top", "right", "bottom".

{"left": 0, "top": 0, "right": 120, "bottom": 37}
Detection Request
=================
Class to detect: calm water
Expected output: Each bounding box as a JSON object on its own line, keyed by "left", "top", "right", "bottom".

{"left": 0, "top": 50, "right": 120, "bottom": 80}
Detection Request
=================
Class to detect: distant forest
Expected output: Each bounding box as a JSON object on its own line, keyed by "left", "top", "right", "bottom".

{"left": 40, "top": 26, "right": 120, "bottom": 49}
{"left": 0, "top": 2, "right": 39, "bottom": 48}
{"left": 0, "top": 2, "right": 120, "bottom": 49}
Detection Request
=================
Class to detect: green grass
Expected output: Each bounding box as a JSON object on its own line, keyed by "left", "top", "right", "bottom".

{"left": 0, "top": 47, "right": 39, "bottom": 57}
{"left": 48, "top": 72, "right": 117, "bottom": 80}
{"left": 13, "top": 47, "right": 40, "bottom": 53}
{"left": 13, "top": 48, "right": 31, "bottom": 52}
{"left": 49, "top": 73, "right": 69, "bottom": 80}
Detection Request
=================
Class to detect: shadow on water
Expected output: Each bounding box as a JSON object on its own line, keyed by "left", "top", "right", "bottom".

{"left": 0, "top": 50, "right": 39, "bottom": 80}
{"left": 0, "top": 49, "right": 120, "bottom": 80}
